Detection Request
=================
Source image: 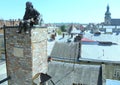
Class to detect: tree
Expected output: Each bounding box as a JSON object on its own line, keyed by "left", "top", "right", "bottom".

{"left": 60, "top": 25, "right": 66, "bottom": 32}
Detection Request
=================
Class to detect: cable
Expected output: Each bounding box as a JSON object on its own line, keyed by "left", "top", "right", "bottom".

{"left": 50, "top": 80, "right": 55, "bottom": 85}
{"left": 55, "top": 69, "right": 74, "bottom": 84}
{"left": 0, "top": 76, "right": 11, "bottom": 84}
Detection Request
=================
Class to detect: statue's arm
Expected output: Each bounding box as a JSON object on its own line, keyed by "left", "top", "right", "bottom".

{"left": 34, "top": 9, "right": 40, "bottom": 17}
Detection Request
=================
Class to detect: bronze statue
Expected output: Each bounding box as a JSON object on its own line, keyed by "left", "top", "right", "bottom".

{"left": 17, "top": 1, "right": 40, "bottom": 33}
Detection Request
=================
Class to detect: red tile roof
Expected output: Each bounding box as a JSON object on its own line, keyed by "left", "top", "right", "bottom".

{"left": 81, "top": 37, "right": 94, "bottom": 42}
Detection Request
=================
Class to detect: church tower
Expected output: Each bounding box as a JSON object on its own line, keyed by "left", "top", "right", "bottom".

{"left": 104, "top": 5, "right": 111, "bottom": 25}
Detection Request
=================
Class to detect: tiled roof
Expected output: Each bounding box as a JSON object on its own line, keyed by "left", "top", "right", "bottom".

{"left": 81, "top": 37, "right": 94, "bottom": 42}
{"left": 48, "top": 61, "right": 101, "bottom": 85}
{"left": 50, "top": 42, "right": 79, "bottom": 60}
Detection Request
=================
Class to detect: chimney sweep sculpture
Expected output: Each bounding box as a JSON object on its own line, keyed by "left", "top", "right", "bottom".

{"left": 16, "top": 1, "right": 40, "bottom": 33}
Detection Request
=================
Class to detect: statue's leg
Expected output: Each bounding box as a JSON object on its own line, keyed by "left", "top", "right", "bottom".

{"left": 24, "top": 21, "right": 30, "bottom": 34}
{"left": 24, "top": 22, "right": 27, "bottom": 32}
{"left": 30, "top": 21, "right": 33, "bottom": 27}
{"left": 28, "top": 21, "right": 33, "bottom": 33}
{"left": 16, "top": 21, "right": 23, "bottom": 33}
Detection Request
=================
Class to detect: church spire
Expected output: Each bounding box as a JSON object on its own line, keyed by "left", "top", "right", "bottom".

{"left": 105, "top": 4, "right": 111, "bottom": 15}
{"left": 107, "top": 5, "right": 109, "bottom": 12}
{"left": 104, "top": 4, "right": 111, "bottom": 25}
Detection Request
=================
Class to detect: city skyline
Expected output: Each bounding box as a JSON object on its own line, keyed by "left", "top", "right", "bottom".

{"left": 0, "top": 0, "right": 120, "bottom": 23}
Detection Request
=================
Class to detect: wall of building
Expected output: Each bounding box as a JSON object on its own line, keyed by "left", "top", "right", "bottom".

{"left": 102, "top": 64, "right": 120, "bottom": 82}
{"left": 5, "top": 26, "right": 48, "bottom": 85}
{"left": 0, "top": 20, "right": 19, "bottom": 27}
{"left": 0, "top": 34, "right": 4, "bottom": 59}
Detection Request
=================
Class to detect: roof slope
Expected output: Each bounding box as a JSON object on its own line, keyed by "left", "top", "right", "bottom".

{"left": 111, "top": 19, "right": 120, "bottom": 26}
{"left": 50, "top": 42, "right": 79, "bottom": 60}
{"left": 81, "top": 37, "right": 94, "bottom": 42}
{"left": 47, "top": 61, "right": 101, "bottom": 85}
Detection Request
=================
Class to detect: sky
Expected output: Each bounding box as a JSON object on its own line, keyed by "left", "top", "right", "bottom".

{"left": 0, "top": 0, "right": 120, "bottom": 23}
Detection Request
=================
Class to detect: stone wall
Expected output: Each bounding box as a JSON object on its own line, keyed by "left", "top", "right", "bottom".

{"left": 5, "top": 26, "right": 48, "bottom": 85}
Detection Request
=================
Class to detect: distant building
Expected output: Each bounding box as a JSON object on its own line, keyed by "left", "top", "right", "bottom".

{"left": 0, "top": 19, "right": 19, "bottom": 27}
{"left": 104, "top": 5, "right": 120, "bottom": 26}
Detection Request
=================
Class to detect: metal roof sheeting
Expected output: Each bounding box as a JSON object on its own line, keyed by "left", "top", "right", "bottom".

{"left": 106, "top": 79, "right": 120, "bottom": 85}
{"left": 81, "top": 44, "right": 120, "bottom": 61}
